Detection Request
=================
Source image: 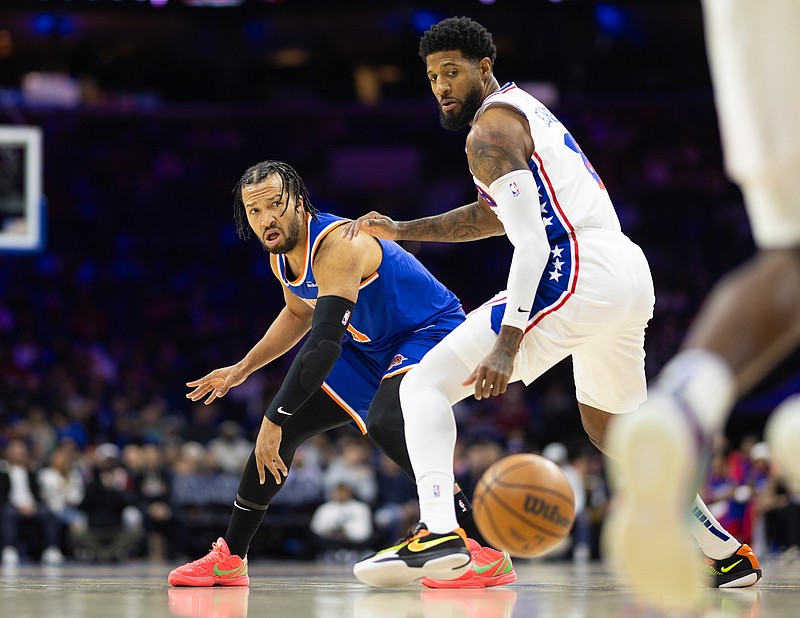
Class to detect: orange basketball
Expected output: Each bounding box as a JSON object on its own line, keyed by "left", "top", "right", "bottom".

{"left": 473, "top": 453, "right": 576, "bottom": 558}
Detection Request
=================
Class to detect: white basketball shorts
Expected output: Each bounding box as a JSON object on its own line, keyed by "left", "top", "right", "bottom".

{"left": 439, "top": 228, "right": 655, "bottom": 414}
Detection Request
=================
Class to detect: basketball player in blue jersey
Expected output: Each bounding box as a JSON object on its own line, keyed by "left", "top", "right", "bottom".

{"left": 168, "top": 160, "right": 514, "bottom": 588}
{"left": 348, "top": 16, "right": 760, "bottom": 591}
{"left": 605, "top": 0, "right": 800, "bottom": 610}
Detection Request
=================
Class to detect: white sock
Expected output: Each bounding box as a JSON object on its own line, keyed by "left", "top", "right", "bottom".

{"left": 655, "top": 349, "right": 736, "bottom": 437}
{"left": 689, "top": 495, "right": 741, "bottom": 559}
{"left": 417, "top": 473, "right": 459, "bottom": 534}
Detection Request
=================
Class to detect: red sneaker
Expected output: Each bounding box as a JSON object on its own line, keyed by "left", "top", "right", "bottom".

{"left": 168, "top": 538, "right": 249, "bottom": 587}
{"left": 420, "top": 538, "right": 516, "bottom": 589}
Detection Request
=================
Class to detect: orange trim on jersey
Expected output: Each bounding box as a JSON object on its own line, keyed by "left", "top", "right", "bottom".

{"left": 347, "top": 323, "right": 371, "bottom": 343}
{"left": 382, "top": 365, "right": 414, "bottom": 380}
{"left": 269, "top": 253, "right": 281, "bottom": 279}
{"left": 320, "top": 382, "right": 367, "bottom": 434}
{"left": 280, "top": 213, "right": 313, "bottom": 286}
{"left": 277, "top": 217, "right": 349, "bottom": 288}
{"left": 359, "top": 271, "right": 379, "bottom": 289}
{"left": 309, "top": 220, "right": 349, "bottom": 269}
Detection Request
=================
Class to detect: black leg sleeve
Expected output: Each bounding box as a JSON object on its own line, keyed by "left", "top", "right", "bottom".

{"left": 225, "top": 388, "right": 354, "bottom": 556}
{"left": 236, "top": 387, "right": 354, "bottom": 506}
{"left": 366, "top": 374, "right": 415, "bottom": 481}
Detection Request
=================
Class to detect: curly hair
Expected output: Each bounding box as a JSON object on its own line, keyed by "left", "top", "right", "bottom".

{"left": 418, "top": 16, "right": 497, "bottom": 64}
{"left": 232, "top": 160, "right": 318, "bottom": 240}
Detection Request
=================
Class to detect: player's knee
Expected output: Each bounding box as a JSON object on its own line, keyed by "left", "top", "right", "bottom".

{"left": 365, "top": 412, "right": 384, "bottom": 438}
{"left": 579, "top": 403, "right": 612, "bottom": 454}
{"left": 366, "top": 399, "right": 403, "bottom": 446}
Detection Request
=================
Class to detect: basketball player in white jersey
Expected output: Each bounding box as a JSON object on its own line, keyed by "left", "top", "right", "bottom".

{"left": 606, "top": 0, "right": 800, "bottom": 609}
{"left": 345, "top": 16, "right": 759, "bottom": 590}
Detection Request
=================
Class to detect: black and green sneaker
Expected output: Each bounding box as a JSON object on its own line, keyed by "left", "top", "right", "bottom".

{"left": 353, "top": 523, "right": 471, "bottom": 588}
{"left": 703, "top": 544, "right": 762, "bottom": 588}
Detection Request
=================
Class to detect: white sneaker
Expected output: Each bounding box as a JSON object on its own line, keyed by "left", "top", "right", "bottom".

{"left": 2, "top": 546, "right": 19, "bottom": 567}
{"left": 765, "top": 394, "right": 800, "bottom": 485}
{"left": 42, "top": 545, "right": 65, "bottom": 566}
{"left": 604, "top": 392, "right": 705, "bottom": 610}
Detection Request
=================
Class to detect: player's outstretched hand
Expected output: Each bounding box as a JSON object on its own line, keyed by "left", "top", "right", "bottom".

{"left": 185, "top": 365, "right": 247, "bottom": 405}
{"left": 341, "top": 211, "right": 400, "bottom": 240}
{"left": 255, "top": 417, "right": 288, "bottom": 485}
{"left": 463, "top": 327, "right": 521, "bottom": 400}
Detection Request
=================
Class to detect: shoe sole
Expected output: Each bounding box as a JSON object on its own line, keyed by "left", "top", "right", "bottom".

{"left": 605, "top": 400, "right": 704, "bottom": 609}
{"left": 718, "top": 571, "right": 761, "bottom": 588}
{"left": 354, "top": 553, "right": 471, "bottom": 588}
{"left": 168, "top": 574, "right": 250, "bottom": 587}
{"left": 421, "top": 569, "right": 517, "bottom": 589}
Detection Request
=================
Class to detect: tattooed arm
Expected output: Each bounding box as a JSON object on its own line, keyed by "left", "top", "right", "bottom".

{"left": 340, "top": 199, "right": 504, "bottom": 242}
{"left": 466, "top": 104, "right": 535, "bottom": 186}
{"left": 463, "top": 103, "right": 550, "bottom": 399}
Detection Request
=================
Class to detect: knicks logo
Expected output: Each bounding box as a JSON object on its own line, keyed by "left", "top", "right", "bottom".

{"left": 387, "top": 354, "right": 408, "bottom": 371}
{"left": 523, "top": 495, "right": 572, "bottom": 529}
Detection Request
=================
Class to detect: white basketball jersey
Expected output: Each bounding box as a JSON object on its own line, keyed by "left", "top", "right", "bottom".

{"left": 472, "top": 82, "right": 621, "bottom": 234}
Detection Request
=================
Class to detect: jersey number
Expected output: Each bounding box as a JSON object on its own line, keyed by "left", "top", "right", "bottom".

{"left": 564, "top": 133, "right": 605, "bottom": 190}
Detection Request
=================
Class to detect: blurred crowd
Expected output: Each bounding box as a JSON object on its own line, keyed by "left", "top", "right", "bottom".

{"left": 1, "top": 91, "right": 797, "bottom": 565}
{"left": 3, "top": 412, "right": 797, "bottom": 567}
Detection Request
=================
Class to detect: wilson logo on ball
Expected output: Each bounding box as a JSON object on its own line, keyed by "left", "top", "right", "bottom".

{"left": 523, "top": 495, "right": 572, "bottom": 529}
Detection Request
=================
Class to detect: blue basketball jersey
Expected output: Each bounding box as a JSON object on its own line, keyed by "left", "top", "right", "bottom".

{"left": 270, "top": 212, "right": 464, "bottom": 353}
{"left": 269, "top": 212, "right": 465, "bottom": 433}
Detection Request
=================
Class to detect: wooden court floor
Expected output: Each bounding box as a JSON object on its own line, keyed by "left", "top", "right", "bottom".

{"left": 0, "top": 556, "right": 796, "bottom": 618}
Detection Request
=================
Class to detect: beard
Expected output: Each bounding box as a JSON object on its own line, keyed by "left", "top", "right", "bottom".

{"left": 260, "top": 213, "right": 303, "bottom": 254}
{"left": 439, "top": 82, "right": 485, "bottom": 131}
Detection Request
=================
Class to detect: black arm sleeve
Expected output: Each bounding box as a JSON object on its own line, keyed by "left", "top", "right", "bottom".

{"left": 264, "top": 295, "right": 355, "bottom": 426}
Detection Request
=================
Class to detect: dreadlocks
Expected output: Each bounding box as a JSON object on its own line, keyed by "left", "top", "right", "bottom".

{"left": 418, "top": 16, "right": 497, "bottom": 65}
{"left": 233, "top": 160, "right": 319, "bottom": 240}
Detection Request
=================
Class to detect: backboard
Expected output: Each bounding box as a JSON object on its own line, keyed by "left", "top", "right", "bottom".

{"left": 0, "top": 125, "right": 44, "bottom": 252}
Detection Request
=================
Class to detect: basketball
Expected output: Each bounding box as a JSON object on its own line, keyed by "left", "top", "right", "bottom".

{"left": 473, "top": 453, "right": 576, "bottom": 558}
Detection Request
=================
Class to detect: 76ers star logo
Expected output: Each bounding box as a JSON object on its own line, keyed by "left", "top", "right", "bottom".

{"left": 387, "top": 354, "right": 408, "bottom": 371}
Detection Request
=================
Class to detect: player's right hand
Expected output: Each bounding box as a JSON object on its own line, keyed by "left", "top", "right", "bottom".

{"left": 340, "top": 211, "right": 400, "bottom": 240}
{"left": 185, "top": 365, "right": 246, "bottom": 405}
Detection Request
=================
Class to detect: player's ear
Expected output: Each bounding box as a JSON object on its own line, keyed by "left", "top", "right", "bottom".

{"left": 479, "top": 57, "right": 493, "bottom": 78}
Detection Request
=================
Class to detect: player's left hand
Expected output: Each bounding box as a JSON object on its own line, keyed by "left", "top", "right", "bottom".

{"left": 463, "top": 325, "right": 521, "bottom": 399}
{"left": 464, "top": 349, "right": 515, "bottom": 400}
{"left": 255, "top": 417, "right": 288, "bottom": 485}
